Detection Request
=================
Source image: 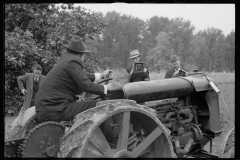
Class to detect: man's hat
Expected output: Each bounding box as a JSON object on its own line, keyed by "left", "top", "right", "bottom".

{"left": 64, "top": 36, "right": 91, "bottom": 54}
{"left": 170, "top": 55, "right": 180, "bottom": 63}
{"left": 129, "top": 50, "right": 141, "bottom": 59}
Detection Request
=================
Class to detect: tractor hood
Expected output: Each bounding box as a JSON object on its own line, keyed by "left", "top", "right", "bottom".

{"left": 181, "top": 74, "right": 213, "bottom": 92}
{"left": 123, "top": 75, "right": 213, "bottom": 103}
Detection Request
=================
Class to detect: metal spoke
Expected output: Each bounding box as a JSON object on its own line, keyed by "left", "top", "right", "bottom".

{"left": 116, "top": 111, "right": 131, "bottom": 151}
{"left": 90, "top": 126, "right": 116, "bottom": 157}
{"left": 131, "top": 127, "right": 162, "bottom": 157}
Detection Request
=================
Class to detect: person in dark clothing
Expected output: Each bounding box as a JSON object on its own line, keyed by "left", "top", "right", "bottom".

{"left": 165, "top": 55, "right": 186, "bottom": 79}
{"left": 35, "top": 37, "right": 121, "bottom": 123}
{"left": 35, "top": 37, "right": 122, "bottom": 144}
{"left": 16, "top": 64, "right": 45, "bottom": 125}
{"left": 126, "top": 49, "right": 150, "bottom": 82}
{"left": 17, "top": 64, "right": 45, "bottom": 109}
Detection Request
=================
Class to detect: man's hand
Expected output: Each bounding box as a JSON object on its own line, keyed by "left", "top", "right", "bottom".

{"left": 21, "top": 89, "right": 27, "bottom": 95}
{"left": 106, "top": 80, "right": 122, "bottom": 91}
{"left": 144, "top": 68, "right": 148, "bottom": 72}
{"left": 103, "top": 70, "right": 113, "bottom": 79}
{"left": 173, "top": 69, "right": 180, "bottom": 77}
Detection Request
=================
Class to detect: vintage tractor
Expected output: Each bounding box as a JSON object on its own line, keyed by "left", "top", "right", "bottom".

{"left": 5, "top": 71, "right": 234, "bottom": 158}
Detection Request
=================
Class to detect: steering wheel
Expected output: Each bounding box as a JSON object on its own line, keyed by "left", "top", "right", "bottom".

{"left": 78, "top": 77, "right": 113, "bottom": 101}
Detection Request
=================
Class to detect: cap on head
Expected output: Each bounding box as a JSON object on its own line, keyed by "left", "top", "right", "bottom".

{"left": 64, "top": 36, "right": 91, "bottom": 54}
{"left": 129, "top": 50, "right": 141, "bottom": 59}
{"left": 170, "top": 55, "right": 180, "bottom": 63}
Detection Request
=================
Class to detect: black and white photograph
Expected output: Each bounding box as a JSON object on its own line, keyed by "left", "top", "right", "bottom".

{"left": 5, "top": 3, "right": 235, "bottom": 158}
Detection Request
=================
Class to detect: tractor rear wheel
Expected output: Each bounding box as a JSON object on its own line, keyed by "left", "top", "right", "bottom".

{"left": 59, "top": 100, "right": 176, "bottom": 158}
{"left": 20, "top": 121, "right": 65, "bottom": 158}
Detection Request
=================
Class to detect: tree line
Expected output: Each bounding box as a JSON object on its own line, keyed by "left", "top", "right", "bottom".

{"left": 4, "top": 4, "right": 235, "bottom": 115}
{"left": 95, "top": 12, "right": 235, "bottom": 72}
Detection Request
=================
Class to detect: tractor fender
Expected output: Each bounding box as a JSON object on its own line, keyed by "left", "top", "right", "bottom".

{"left": 12, "top": 106, "right": 36, "bottom": 127}
{"left": 5, "top": 106, "right": 36, "bottom": 141}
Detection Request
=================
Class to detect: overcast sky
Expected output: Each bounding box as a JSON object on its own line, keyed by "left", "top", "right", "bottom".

{"left": 75, "top": 3, "right": 235, "bottom": 36}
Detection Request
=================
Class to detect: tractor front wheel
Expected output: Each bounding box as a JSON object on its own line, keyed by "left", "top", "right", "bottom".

{"left": 220, "top": 127, "right": 234, "bottom": 158}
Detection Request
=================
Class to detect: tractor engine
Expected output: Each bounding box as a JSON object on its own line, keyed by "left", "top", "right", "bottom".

{"left": 145, "top": 99, "right": 201, "bottom": 155}
{"left": 122, "top": 74, "right": 222, "bottom": 157}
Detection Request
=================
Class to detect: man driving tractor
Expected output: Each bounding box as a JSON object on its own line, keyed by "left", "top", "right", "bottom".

{"left": 35, "top": 36, "right": 122, "bottom": 123}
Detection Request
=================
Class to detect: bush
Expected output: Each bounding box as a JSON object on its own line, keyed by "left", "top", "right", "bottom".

{"left": 5, "top": 4, "right": 107, "bottom": 116}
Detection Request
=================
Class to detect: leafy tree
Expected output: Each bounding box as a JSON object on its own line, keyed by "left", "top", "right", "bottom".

{"left": 97, "top": 12, "right": 145, "bottom": 69}
{"left": 97, "top": 11, "right": 121, "bottom": 67}
{"left": 163, "top": 17, "right": 195, "bottom": 64}
{"left": 145, "top": 17, "right": 195, "bottom": 72}
{"left": 224, "top": 31, "right": 235, "bottom": 71}
{"left": 146, "top": 31, "right": 174, "bottom": 71}
{"left": 198, "top": 28, "right": 226, "bottom": 71}
{"left": 188, "top": 34, "right": 208, "bottom": 71}
{"left": 5, "top": 3, "right": 106, "bottom": 115}
{"left": 145, "top": 16, "right": 170, "bottom": 46}
{"left": 140, "top": 16, "right": 170, "bottom": 61}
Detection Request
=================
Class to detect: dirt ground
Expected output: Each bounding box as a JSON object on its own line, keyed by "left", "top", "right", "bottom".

{"left": 4, "top": 82, "right": 235, "bottom": 157}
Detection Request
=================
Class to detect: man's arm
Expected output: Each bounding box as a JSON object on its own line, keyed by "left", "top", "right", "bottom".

{"left": 85, "top": 72, "right": 109, "bottom": 82}
{"left": 67, "top": 61, "right": 105, "bottom": 95}
{"left": 143, "top": 71, "right": 150, "bottom": 81}
{"left": 85, "top": 72, "right": 98, "bottom": 82}
{"left": 143, "top": 66, "right": 150, "bottom": 81}
{"left": 17, "top": 73, "right": 27, "bottom": 91}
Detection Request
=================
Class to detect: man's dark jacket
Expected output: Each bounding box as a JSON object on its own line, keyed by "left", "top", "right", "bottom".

{"left": 164, "top": 68, "right": 175, "bottom": 79}
{"left": 17, "top": 73, "right": 45, "bottom": 111}
{"left": 35, "top": 54, "right": 104, "bottom": 113}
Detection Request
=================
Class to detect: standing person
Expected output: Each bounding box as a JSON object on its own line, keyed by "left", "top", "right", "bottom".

{"left": 164, "top": 55, "right": 186, "bottom": 78}
{"left": 16, "top": 64, "right": 45, "bottom": 125}
{"left": 126, "top": 49, "right": 150, "bottom": 82}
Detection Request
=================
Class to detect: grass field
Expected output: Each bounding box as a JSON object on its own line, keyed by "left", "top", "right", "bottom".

{"left": 5, "top": 71, "right": 235, "bottom": 157}
{"left": 149, "top": 71, "right": 235, "bottom": 84}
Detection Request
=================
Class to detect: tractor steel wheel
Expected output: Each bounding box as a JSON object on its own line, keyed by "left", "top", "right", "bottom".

{"left": 220, "top": 127, "right": 234, "bottom": 158}
{"left": 5, "top": 116, "right": 37, "bottom": 157}
{"left": 20, "top": 121, "right": 65, "bottom": 158}
{"left": 59, "top": 100, "right": 176, "bottom": 158}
